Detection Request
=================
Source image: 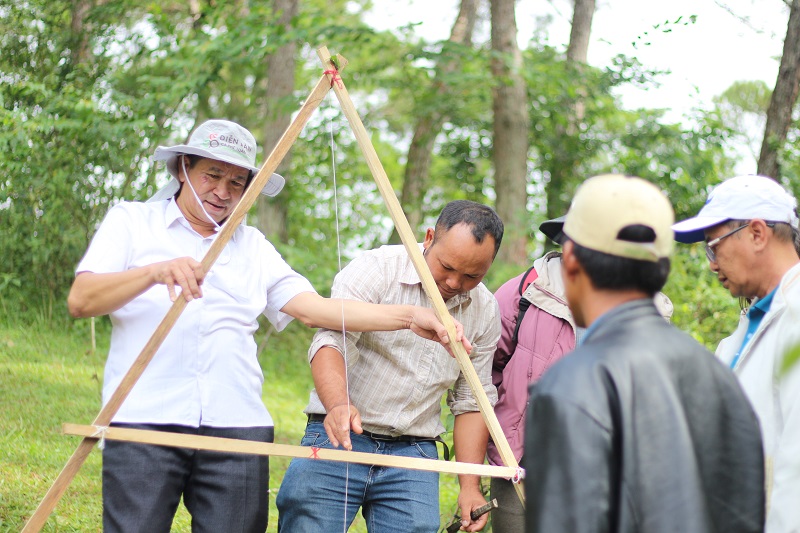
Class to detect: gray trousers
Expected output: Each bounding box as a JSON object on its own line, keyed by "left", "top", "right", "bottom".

{"left": 490, "top": 475, "right": 525, "bottom": 533}
{"left": 102, "top": 423, "right": 273, "bottom": 533}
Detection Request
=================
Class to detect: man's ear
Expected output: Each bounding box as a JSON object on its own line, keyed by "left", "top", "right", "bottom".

{"left": 561, "top": 240, "right": 581, "bottom": 281}
{"left": 422, "top": 227, "right": 435, "bottom": 251}
{"left": 749, "top": 219, "right": 772, "bottom": 252}
{"left": 176, "top": 155, "right": 187, "bottom": 184}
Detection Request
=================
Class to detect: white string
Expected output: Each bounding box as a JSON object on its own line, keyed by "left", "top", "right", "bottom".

{"left": 91, "top": 425, "right": 109, "bottom": 450}
{"left": 182, "top": 157, "right": 221, "bottom": 232}
{"left": 328, "top": 90, "right": 351, "bottom": 533}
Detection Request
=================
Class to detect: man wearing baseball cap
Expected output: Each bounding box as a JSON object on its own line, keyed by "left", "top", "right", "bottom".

{"left": 673, "top": 174, "right": 800, "bottom": 533}
{"left": 67, "top": 119, "right": 468, "bottom": 532}
{"left": 487, "top": 215, "right": 673, "bottom": 533}
{"left": 524, "top": 174, "right": 764, "bottom": 532}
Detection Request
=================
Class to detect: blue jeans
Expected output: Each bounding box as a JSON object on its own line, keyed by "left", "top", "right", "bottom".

{"left": 103, "top": 423, "right": 273, "bottom": 533}
{"left": 276, "top": 421, "right": 440, "bottom": 532}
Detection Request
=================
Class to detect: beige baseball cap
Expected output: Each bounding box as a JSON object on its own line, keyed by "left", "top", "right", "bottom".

{"left": 563, "top": 174, "right": 675, "bottom": 262}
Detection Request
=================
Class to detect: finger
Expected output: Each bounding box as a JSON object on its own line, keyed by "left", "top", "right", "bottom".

{"left": 351, "top": 410, "right": 362, "bottom": 435}
{"left": 179, "top": 264, "right": 203, "bottom": 299}
{"left": 460, "top": 336, "right": 473, "bottom": 355}
{"left": 324, "top": 421, "right": 341, "bottom": 449}
{"left": 338, "top": 419, "right": 352, "bottom": 451}
{"left": 467, "top": 513, "right": 488, "bottom": 531}
{"left": 184, "top": 274, "right": 202, "bottom": 299}
{"left": 165, "top": 280, "right": 178, "bottom": 302}
{"left": 452, "top": 320, "right": 464, "bottom": 342}
{"left": 178, "top": 277, "right": 194, "bottom": 302}
{"left": 191, "top": 262, "right": 206, "bottom": 288}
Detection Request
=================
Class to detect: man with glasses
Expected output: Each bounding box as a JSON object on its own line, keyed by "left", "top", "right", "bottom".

{"left": 673, "top": 174, "right": 800, "bottom": 533}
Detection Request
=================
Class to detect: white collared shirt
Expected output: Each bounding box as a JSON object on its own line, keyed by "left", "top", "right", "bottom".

{"left": 77, "top": 198, "right": 315, "bottom": 427}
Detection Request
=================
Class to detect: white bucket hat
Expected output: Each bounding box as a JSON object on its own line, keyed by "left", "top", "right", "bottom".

{"left": 672, "top": 175, "right": 799, "bottom": 243}
{"left": 563, "top": 174, "right": 675, "bottom": 262}
{"left": 149, "top": 119, "right": 284, "bottom": 202}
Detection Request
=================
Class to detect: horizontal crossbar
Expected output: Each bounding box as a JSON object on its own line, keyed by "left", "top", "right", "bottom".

{"left": 63, "top": 424, "right": 524, "bottom": 480}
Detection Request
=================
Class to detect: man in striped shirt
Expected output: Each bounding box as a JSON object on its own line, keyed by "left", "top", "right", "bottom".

{"left": 277, "top": 200, "right": 504, "bottom": 533}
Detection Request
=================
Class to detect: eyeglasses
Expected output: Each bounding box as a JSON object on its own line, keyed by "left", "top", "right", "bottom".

{"left": 705, "top": 221, "right": 775, "bottom": 262}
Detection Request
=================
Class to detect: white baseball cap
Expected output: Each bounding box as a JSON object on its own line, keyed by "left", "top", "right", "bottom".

{"left": 672, "top": 175, "right": 799, "bottom": 243}
{"left": 149, "top": 119, "right": 284, "bottom": 202}
{"left": 563, "top": 174, "right": 675, "bottom": 262}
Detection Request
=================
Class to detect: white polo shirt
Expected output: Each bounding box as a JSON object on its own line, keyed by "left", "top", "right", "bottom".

{"left": 77, "top": 199, "right": 315, "bottom": 427}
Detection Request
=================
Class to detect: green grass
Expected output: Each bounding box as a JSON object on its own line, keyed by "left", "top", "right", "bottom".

{"left": 0, "top": 316, "right": 477, "bottom": 532}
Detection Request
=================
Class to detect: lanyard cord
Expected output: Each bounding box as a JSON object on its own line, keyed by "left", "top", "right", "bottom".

{"left": 181, "top": 157, "right": 221, "bottom": 232}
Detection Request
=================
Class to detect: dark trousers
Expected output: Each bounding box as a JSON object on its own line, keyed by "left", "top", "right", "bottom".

{"left": 489, "top": 455, "right": 525, "bottom": 533}
{"left": 103, "top": 423, "right": 273, "bottom": 533}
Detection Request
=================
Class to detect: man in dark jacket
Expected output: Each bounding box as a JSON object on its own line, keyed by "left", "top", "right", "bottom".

{"left": 524, "top": 174, "right": 765, "bottom": 533}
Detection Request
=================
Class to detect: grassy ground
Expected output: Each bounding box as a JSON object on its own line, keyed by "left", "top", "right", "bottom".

{"left": 0, "top": 316, "right": 474, "bottom": 532}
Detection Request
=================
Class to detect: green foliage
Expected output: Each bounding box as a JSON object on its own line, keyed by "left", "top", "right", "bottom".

{"left": 663, "top": 246, "right": 742, "bottom": 350}
{"left": 780, "top": 341, "right": 800, "bottom": 376}
{"left": 0, "top": 319, "right": 106, "bottom": 531}
{"left": 0, "top": 0, "right": 762, "bottom": 313}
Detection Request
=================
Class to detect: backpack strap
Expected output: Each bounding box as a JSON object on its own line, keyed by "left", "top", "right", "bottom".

{"left": 511, "top": 265, "right": 538, "bottom": 345}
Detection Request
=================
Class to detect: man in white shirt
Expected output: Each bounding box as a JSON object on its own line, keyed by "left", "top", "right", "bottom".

{"left": 68, "top": 119, "right": 466, "bottom": 533}
{"left": 673, "top": 175, "right": 800, "bottom": 533}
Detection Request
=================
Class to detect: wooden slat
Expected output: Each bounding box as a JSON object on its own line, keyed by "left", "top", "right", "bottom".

{"left": 316, "top": 46, "right": 524, "bottom": 505}
{"left": 63, "top": 424, "right": 522, "bottom": 479}
{"left": 22, "top": 75, "right": 336, "bottom": 533}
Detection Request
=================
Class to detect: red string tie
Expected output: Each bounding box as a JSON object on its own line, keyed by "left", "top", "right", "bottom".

{"left": 309, "top": 446, "right": 321, "bottom": 459}
{"left": 323, "top": 69, "right": 343, "bottom": 89}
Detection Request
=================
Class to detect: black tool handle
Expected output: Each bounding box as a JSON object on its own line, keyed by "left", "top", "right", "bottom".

{"left": 445, "top": 499, "right": 499, "bottom": 532}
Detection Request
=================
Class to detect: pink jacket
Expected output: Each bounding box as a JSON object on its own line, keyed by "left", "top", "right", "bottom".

{"left": 487, "top": 252, "right": 575, "bottom": 466}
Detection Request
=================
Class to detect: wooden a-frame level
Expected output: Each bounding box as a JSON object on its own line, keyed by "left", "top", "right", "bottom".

{"left": 22, "top": 45, "right": 524, "bottom": 533}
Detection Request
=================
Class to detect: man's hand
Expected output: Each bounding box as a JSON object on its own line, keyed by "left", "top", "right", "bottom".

{"left": 324, "top": 403, "right": 362, "bottom": 451}
{"left": 408, "top": 307, "right": 473, "bottom": 356}
{"left": 152, "top": 257, "right": 206, "bottom": 302}
{"left": 455, "top": 488, "right": 489, "bottom": 532}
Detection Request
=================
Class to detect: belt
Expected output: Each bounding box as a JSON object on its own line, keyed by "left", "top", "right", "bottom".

{"left": 306, "top": 414, "right": 450, "bottom": 461}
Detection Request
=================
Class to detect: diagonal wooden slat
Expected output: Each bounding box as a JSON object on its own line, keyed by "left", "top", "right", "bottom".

{"left": 316, "top": 46, "right": 524, "bottom": 505}
{"left": 22, "top": 74, "right": 336, "bottom": 533}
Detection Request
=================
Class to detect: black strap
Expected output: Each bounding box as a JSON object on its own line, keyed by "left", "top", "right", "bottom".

{"left": 511, "top": 264, "right": 538, "bottom": 345}
{"left": 516, "top": 264, "right": 537, "bottom": 296}
{"left": 511, "top": 297, "right": 532, "bottom": 345}
{"left": 433, "top": 435, "right": 451, "bottom": 462}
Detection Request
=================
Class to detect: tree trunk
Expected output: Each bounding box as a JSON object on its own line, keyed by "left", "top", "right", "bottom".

{"left": 565, "top": 0, "right": 594, "bottom": 125}
{"left": 69, "top": 0, "right": 94, "bottom": 66}
{"left": 491, "top": 0, "right": 529, "bottom": 265}
{"left": 256, "top": 0, "right": 298, "bottom": 242}
{"left": 757, "top": 0, "right": 800, "bottom": 180}
{"left": 388, "top": 0, "right": 479, "bottom": 244}
{"left": 566, "top": 0, "right": 595, "bottom": 63}
{"left": 545, "top": 0, "right": 595, "bottom": 240}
